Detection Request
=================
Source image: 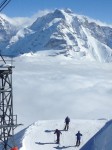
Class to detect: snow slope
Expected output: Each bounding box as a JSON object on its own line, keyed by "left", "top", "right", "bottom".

{"left": 12, "top": 119, "right": 107, "bottom": 150}
{"left": 81, "top": 120, "right": 112, "bottom": 150}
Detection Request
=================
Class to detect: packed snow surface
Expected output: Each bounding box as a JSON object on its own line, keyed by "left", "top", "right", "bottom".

{"left": 14, "top": 119, "right": 107, "bottom": 150}
{"left": 81, "top": 120, "right": 112, "bottom": 150}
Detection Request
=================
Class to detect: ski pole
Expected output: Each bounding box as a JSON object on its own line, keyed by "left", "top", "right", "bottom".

{"left": 54, "top": 134, "right": 56, "bottom": 143}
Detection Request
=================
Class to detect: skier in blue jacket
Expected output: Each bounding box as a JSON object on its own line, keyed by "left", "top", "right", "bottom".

{"left": 75, "top": 131, "right": 82, "bottom": 146}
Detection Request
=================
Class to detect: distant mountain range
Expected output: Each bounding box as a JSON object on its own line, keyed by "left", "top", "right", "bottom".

{"left": 0, "top": 8, "right": 112, "bottom": 62}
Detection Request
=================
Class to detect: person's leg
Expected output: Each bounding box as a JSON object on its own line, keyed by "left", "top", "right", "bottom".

{"left": 64, "top": 124, "right": 67, "bottom": 130}
{"left": 67, "top": 124, "right": 69, "bottom": 130}
{"left": 57, "top": 136, "right": 59, "bottom": 144}
{"left": 77, "top": 139, "right": 80, "bottom": 146}
{"left": 79, "top": 139, "right": 81, "bottom": 146}
{"left": 76, "top": 139, "right": 78, "bottom": 146}
{"left": 58, "top": 136, "right": 60, "bottom": 143}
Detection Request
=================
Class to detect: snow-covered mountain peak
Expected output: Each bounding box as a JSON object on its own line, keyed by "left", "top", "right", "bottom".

{"left": 0, "top": 9, "right": 112, "bottom": 62}
{"left": 0, "top": 15, "right": 17, "bottom": 50}
{"left": 53, "top": 9, "right": 66, "bottom": 19}
{"left": 0, "top": 16, "right": 9, "bottom": 26}
{"left": 64, "top": 8, "right": 73, "bottom": 14}
{"left": 30, "top": 8, "right": 68, "bottom": 31}
{"left": 0, "top": 16, "right": 14, "bottom": 31}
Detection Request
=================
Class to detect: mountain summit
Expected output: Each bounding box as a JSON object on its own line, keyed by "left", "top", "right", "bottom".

{"left": 0, "top": 9, "right": 112, "bottom": 62}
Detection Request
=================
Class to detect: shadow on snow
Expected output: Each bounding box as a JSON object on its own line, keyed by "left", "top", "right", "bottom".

{"left": 35, "top": 142, "right": 56, "bottom": 145}
{"left": 54, "top": 145, "right": 75, "bottom": 149}
{"left": 45, "top": 129, "right": 65, "bottom": 133}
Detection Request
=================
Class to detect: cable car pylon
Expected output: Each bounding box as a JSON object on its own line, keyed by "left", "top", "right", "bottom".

{"left": 0, "top": 1, "right": 22, "bottom": 150}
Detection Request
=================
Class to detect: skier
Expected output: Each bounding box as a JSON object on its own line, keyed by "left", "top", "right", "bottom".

{"left": 64, "top": 116, "right": 70, "bottom": 131}
{"left": 75, "top": 131, "right": 82, "bottom": 146}
{"left": 54, "top": 129, "right": 62, "bottom": 144}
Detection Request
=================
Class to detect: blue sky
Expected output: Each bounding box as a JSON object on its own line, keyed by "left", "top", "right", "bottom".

{"left": 1, "top": 0, "right": 112, "bottom": 24}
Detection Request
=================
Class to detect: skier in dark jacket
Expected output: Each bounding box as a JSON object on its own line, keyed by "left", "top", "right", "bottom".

{"left": 54, "top": 129, "right": 62, "bottom": 144}
{"left": 75, "top": 131, "right": 82, "bottom": 146}
{"left": 64, "top": 116, "right": 70, "bottom": 131}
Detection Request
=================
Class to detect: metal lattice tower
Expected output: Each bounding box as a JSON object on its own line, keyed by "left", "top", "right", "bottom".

{"left": 0, "top": 64, "right": 18, "bottom": 150}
